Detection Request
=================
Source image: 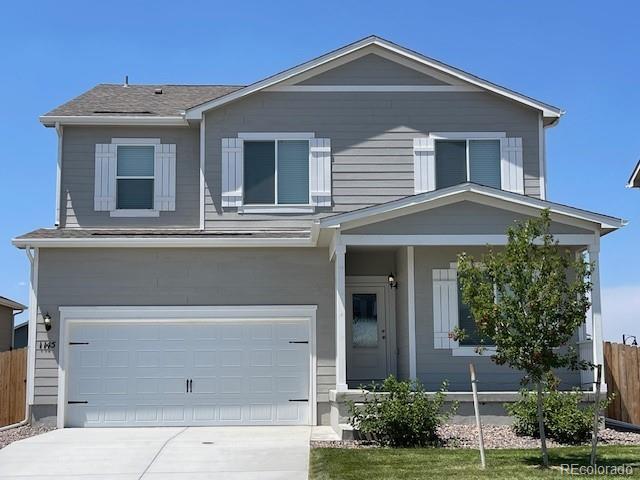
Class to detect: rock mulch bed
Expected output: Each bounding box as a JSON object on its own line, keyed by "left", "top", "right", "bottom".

{"left": 311, "top": 424, "right": 640, "bottom": 449}
{"left": 0, "top": 423, "right": 55, "bottom": 450}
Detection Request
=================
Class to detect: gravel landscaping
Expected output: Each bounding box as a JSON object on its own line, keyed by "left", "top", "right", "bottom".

{"left": 311, "top": 424, "right": 640, "bottom": 449}
{"left": 0, "top": 423, "right": 55, "bottom": 449}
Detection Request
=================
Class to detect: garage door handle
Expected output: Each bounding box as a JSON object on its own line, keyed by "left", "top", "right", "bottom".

{"left": 68, "top": 400, "right": 88, "bottom": 404}
{"left": 289, "top": 341, "right": 309, "bottom": 344}
{"left": 189, "top": 379, "right": 193, "bottom": 393}
{"left": 288, "top": 399, "right": 308, "bottom": 402}
{"left": 186, "top": 379, "right": 189, "bottom": 393}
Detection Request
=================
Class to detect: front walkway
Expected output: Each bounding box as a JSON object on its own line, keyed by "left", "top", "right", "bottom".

{"left": 0, "top": 426, "right": 311, "bottom": 479}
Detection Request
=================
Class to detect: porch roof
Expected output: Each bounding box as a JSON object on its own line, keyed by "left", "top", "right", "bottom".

{"left": 320, "top": 183, "right": 625, "bottom": 235}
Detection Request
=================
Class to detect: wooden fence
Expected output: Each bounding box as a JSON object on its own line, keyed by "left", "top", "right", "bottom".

{"left": 604, "top": 341, "right": 640, "bottom": 425}
{"left": 0, "top": 348, "right": 27, "bottom": 427}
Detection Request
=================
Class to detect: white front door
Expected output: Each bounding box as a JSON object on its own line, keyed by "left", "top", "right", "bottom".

{"left": 346, "top": 284, "right": 390, "bottom": 383}
{"left": 65, "top": 320, "right": 310, "bottom": 427}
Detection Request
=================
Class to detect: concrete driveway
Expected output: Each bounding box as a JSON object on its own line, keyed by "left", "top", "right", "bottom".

{"left": 0, "top": 426, "right": 311, "bottom": 479}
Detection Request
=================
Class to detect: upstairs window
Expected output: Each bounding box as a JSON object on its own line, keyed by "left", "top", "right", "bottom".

{"left": 116, "top": 146, "right": 155, "bottom": 210}
{"left": 435, "top": 139, "right": 501, "bottom": 189}
{"left": 243, "top": 140, "right": 310, "bottom": 205}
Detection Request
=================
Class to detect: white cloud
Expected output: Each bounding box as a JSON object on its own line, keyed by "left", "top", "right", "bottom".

{"left": 17, "top": 281, "right": 26, "bottom": 287}
{"left": 601, "top": 285, "right": 640, "bottom": 342}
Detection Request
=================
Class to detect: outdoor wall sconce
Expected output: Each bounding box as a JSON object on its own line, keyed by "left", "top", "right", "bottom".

{"left": 388, "top": 273, "right": 398, "bottom": 289}
{"left": 43, "top": 313, "right": 52, "bottom": 331}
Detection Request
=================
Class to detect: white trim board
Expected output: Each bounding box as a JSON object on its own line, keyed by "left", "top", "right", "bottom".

{"left": 185, "top": 36, "right": 563, "bottom": 120}
{"left": 264, "top": 85, "right": 481, "bottom": 92}
{"left": 56, "top": 305, "right": 318, "bottom": 429}
{"left": 12, "top": 235, "right": 316, "bottom": 248}
{"left": 340, "top": 234, "right": 596, "bottom": 246}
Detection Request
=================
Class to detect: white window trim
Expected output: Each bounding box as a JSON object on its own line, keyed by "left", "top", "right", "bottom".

{"left": 110, "top": 139, "right": 159, "bottom": 216}
{"left": 239, "top": 133, "right": 315, "bottom": 210}
{"left": 110, "top": 209, "right": 160, "bottom": 218}
{"left": 446, "top": 262, "right": 497, "bottom": 357}
{"left": 430, "top": 132, "right": 505, "bottom": 188}
{"left": 56, "top": 305, "right": 318, "bottom": 429}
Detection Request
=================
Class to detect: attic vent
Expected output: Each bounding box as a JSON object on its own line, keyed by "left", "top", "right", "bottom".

{"left": 154, "top": 88, "right": 163, "bottom": 95}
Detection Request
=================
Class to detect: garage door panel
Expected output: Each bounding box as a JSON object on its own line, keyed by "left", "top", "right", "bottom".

{"left": 65, "top": 319, "right": 310, "bottom": 427}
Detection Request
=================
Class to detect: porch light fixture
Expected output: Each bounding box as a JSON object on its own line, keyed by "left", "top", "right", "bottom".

{"left": 623, "top": 334, "right": 638, "bottom": 346}
{"left": 43, "top": 313, "right": 52, "bottom": 331}
{"left": 388, "top": 273, "right": 398, "bottom": 289}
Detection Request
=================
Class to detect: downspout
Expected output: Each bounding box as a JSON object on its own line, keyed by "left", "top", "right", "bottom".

{"left": 54, "top": 122, "right": 63, "bottom": 227}
{"left": 1, "top": 247, "right": 38, "bottom": 431}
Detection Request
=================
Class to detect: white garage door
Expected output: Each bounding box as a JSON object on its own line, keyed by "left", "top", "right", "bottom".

{"left": 65, "top": 320, "right": 310, "bottom": 427}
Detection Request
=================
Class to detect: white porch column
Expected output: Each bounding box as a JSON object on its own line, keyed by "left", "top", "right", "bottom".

{"left": 407, "top": 246, "right": 417, "bottom": 381}
{"left": 588, "top": 240, "right": 604, "bottom": 389}
{"left": 334, "top": 244, "right": 348, "bottom": 391}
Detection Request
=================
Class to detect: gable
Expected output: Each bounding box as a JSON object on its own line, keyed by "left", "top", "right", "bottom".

{"left": 185, "top": 36, "right": 563, "bottom": 120}
{"left": 296, "top": 53, "right": 449, "bottom": 86}
{"left": 342, "top": 201, "right": 595, "bottom": 236}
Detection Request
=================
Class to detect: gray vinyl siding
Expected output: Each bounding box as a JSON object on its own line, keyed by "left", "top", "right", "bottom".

{"left": 343, "top": 202, "right": 595, "bottom": 236}
{"left": 413, "top": 246, "right": 581, "bottom": 391}
{"left": 297, "top": 54, "right": 448, "bottom": 86}
{"left": 34, "top": 248, "right": 335, "bottom": 410}
{"left": 60, "top": 126, "right": 200, "bottom": 228}
{"left": 204, "top": 90, "right": 541, "bottom": 230}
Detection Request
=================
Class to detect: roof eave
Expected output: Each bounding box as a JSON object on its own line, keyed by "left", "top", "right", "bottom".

{"left": 40, "top": 115, "right": 189, "bottom": 127}
{"left": 12, "top": 236, "right": 315, "bottom": 249}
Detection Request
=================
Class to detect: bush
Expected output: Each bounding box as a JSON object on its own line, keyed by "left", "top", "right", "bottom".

{"left": 505, "top": 389, "right": 609, "bottom": 444}
{"left": 347, "top": 376, "right": 457, "bottom": 447}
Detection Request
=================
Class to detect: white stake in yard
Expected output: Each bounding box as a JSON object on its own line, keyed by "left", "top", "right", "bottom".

{"left": 470, "top": 363, "right": 486, "bottom": 469}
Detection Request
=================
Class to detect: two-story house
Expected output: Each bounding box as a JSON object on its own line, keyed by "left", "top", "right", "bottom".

{"left": 14, "top": 36, "right": 623, "bottom": 435}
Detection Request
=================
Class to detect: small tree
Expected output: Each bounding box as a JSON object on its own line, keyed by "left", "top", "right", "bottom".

{"left": 457, "top": 210, "right": 592, "bottom": 467}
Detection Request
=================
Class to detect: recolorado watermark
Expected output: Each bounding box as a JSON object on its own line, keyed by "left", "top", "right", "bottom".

{"left": 560, "top": 464, "right": 634, "bottom": 476}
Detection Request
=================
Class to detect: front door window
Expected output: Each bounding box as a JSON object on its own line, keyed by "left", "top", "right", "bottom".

{"left": 352, "top": 293, "right": 378, "bottom": 348}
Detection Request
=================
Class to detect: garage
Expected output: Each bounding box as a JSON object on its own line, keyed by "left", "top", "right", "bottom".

{"left": 59, "top": 306, "right": 316, "bottom": 428}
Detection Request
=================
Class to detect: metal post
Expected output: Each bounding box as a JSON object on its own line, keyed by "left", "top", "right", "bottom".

{"left": 470, "top": 363, "right": 486, "bottom": 469}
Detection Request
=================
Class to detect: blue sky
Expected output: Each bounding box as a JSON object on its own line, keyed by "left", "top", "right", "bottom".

{"left": 1, "top": 1, "right": 638, "bottom": 339}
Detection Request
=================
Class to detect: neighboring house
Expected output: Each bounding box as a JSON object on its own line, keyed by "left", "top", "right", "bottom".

{"left": 13, "top": 321, "right": 28, "bottom": 349}
{"left": 13, "top": 36, "right": 624, "bottom": 433}
{"left": 628, "top": 160, "right": 640, "bottom": 188}
{"left": 0, "top": 296, "right": 26, "bottom": 352}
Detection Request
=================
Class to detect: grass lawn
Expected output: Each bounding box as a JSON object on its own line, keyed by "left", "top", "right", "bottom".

{"left": 310, "top": 446, "right": 640, "bottom": 479}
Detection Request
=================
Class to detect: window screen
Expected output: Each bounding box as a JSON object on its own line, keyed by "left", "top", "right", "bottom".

{"left": 469, "top": 140, "right": 501, "bottom": 189}
{"left": 277, "top": 140, "right": 309, "bottom": 204}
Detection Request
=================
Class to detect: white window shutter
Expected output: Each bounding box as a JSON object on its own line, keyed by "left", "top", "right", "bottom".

{"left": 309, "top": 138, "right": 331, "bottom": 207}
{"left": 414, "top": 137, "right": 435, "bottom": 194}
{"left": 94, "top": 143, "right": 116, "bottom": 211}
{"left": 221, "top": 138, "right": 243, "bottom": 208}
{"left": 432, "top": 268, "right": 459, "bottom": 349}
{"left": 500, "top": 137, "right": 524, "bottom": 194}
{"left": 154, "top": 144, "right": 176, "bottom": 211}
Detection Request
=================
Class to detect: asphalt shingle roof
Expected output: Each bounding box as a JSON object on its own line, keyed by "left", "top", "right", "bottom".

{"left": 44, "top": 84, "right": 244, "bottom": 117}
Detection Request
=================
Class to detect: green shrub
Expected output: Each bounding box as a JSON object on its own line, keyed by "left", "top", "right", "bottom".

{"left": 505, "top": 389, "right": 610, "bottom": 445}
{"left": 347, "top": 376, "right": 457, "bottom": 447}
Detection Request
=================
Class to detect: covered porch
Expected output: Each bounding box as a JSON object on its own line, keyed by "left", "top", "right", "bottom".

{"left": 321, "top": 184, "right": 623, "bottom": 434}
